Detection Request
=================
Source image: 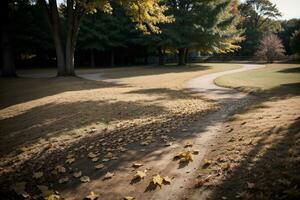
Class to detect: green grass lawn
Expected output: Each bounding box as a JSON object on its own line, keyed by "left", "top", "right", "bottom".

{"left": 215, "top": 64, "right": 300, "bottom": 94}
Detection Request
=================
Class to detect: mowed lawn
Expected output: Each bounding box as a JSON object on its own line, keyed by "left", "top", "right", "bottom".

{"left": 215, "top": 64, "right": 300, "bottom": 93}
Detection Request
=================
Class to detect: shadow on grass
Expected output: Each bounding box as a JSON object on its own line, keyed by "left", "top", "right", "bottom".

{"left": 278, "top": 66, "right": 300, "bottom": 73}
{"left": 208, "top": 117, "right": 300, "bottom": 200}
{"left": 0, "top": 76, "right": 299, "bottom": 199}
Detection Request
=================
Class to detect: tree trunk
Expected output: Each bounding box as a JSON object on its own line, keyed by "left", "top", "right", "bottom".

{"left": 158, "top": 46, "right": 164, "bottom": 65}
{"left": 40, "top": 0, "right": 66, "bottom": 76}
{"left": 90, "top": 49, "right": 95, "bottom": 67}
{"left": 185, "top": 48, "right": 189, "bottom": 64}
{"left": 178, "top": 48, "right": 186, "bottom": 66}
{"left": 1, "top": 0, "right": 16, "bottom": 77}
{"left": 110, "top": 50, "right": 115, "bottom": 67}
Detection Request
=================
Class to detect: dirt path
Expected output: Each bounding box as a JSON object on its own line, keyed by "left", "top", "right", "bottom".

{"left": 63, "top": 64, "right": 264, "bottom": 200}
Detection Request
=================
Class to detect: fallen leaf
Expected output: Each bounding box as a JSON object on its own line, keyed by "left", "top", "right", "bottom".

{"left": 103, "top": 172, "right": 114, "bottom": 180}
{"left": 33, "top": 172, "right": 44, "bottom": 179}
{"left": 152, "top": 174, "right": 163, "bottom": 187}
{"left": 88, "top": 152, "right": 97, "bottom": 159}
{"left": 37, "top": 185, "right": 54, "bottom": 197}
{"left": 65, "top": 157, "right": 75, "bottom": 164}
{"left": 163, "top": 176, "right": 171, "bottom": 184}
{"left": 11, "top": 182, "right": 29, "bottom": 197}
{"left": 134, "top": 170, "right": 146, "bottom": 180}
{"left": 192, "top": 149, "right": 200, "bottom": 154}
{"left": 202, "top": 159, "right": 212, "bottom": 168}
{"left": 58, "top": 177, "right": 69, "bottom": 184}
{"left": 95, "top": 164, "right": 104, "bottom": 170}
{"left": 124, "top": 197, "right": 135, "bottom": 200}
{"left": 184, "top": 140, "right": 193, "bottom": 148}
{"left": 73, "top": 171, "right": 82, "bottom": 178}
{"left": 247, "top": 182, "right": 255, "bottom": 189}
{"left": 92, "top": 158, "right": 99, "bottom": 162}
{"left": 80, "top": 176, "right": 90, "bottom": 183}
{"left": 45, "top": 194, "right": 60, "bottom": 200}
{"left": 132, "top": 163, "right": 143, "bottom": 168}
{"left": 85, "top": 191, "right": 99, "bottom": 200}
{"left": 56, "top": 166, "right": 66, "bottom": 173}
{"left": 174, "top": 151, "right": 193, "bottom": 163}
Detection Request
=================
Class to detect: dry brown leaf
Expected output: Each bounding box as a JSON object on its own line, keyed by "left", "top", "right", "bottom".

{"left": 11, "top": 182, "right": 29, "bottom": 197}
{"left": 58, "top": 177, "right": 69, "bottom": 184}
{"left": 33, "top": 172, "right": 44, "bottom": 179}
{"left": 56, "top": 166, "right": 66, "bottom": 173}
{"left": 65, "top": 157, "right": 75, "bottom": 164}
{"left": 184, "top": 140, "right": 193, "bottom": 148}
{"left": 163, "top": 176, "right": 171, "bottom": 184}
{"left": 92, "top": 157, "right": 99, "bottom": 162}
{"left": 85, "top": 191, "right": 99, "bottom": 200}
{"left": 95, "top": 164, "right": 104, "bottom": 170}
{"left": 152, "top": 174, "right": 163, "bottom": 187}
{"left": 80, "top": 176, "right": 90, "bottom": 183}
{"left": 202, "top": 159, "right": 212, "bottom": 168}
{"left": 132, "top": 163, "right": 143, "bottom": 168}
{"left": 88, "top": 152, "right": 97, "bottom": 159}
{"left": 124, "top": 197, "right": 135, "bottom": 200}
{"left": 73, "top": 171, "right": 82, "bottom": 178}
{"left": 103, "top": 172, "right": 114, "bottom": 180}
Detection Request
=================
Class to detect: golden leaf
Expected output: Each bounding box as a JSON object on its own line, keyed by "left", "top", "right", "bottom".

{"left": 85, "top": 191, "right": 99, "bottom": 200}
{"left": 152, "top": 174, "right": 163, "bottom": 187}
{"left": 124, "top": 197, "right": 135, "bottom": 200}
{"left": 134, "top": 170, "right": 146, "bottom": 180}
{"left": 45, "top": 194, "right": 60, "bottom": 200}
{"left": 174, "top": 151, "right": 193, "bottom": 163}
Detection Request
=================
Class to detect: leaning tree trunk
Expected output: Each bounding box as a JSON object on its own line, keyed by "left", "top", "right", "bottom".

{"left": 178, "top": 48, "right": 186, "bottom": 66}
{"left": 1, "top": 0, "right": 16, "bottom": 77}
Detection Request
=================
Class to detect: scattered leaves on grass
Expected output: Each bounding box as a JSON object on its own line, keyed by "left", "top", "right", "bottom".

{"left": 80, "top": 176, "right": 90, "bottom": 183}
{"left": 103, "top": 172, "right": 114, "bottom": 180}
{"left": 95, "top": 164, "right": 104, "bottom": 170}
{"left": 33, "top": 172, "right": 44, "bottom": 179}
{"left": 85, "top": 191, "right": 99, "bottom": 200}
{"left": 73, "top": 171, "right": 82, "bottom": 178}
{"left": 132, "top": 163, "right": 143, "bottom": 168}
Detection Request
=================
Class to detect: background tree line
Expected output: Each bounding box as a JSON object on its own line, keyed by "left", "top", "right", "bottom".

{"left": 1, "top": 0, "right": 300, "bottom": 77}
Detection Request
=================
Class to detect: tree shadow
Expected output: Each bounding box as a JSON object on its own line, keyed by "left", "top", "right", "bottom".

{"left": 0, "top": 77, "right": 126, "bottom": 109}
{"left": 208, "top": 117, "right": 300, "bottom": 200}
{"left": 0, "top": 75, "right": 299, "bottom": 199}
{"left": 278, "top": 66, "right": 300, "bottom": 73}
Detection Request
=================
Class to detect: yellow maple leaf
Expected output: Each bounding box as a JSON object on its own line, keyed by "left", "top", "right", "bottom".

{"left": 152, "top": 174, "right": 163, "bottom": 187}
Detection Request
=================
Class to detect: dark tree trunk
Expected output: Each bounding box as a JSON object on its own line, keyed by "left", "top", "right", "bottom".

{"left": 110, "top": 50, "right": 114, "bottom": 67}
{"left": 158, "top": 46, "right": 164, "bottom": 65}
{"left": 1, "top": 0, "right": 16, "bottom": 77}
{"left": 185, "top": 48, "right": 189, "bottom": 64}
{"left": 178, "top": 48, "right": 186, "bottom": 66}
{"left": 90, "top": 49, "right": 95, "bottom": 67}
{"left": 40, "top": 0, "right": 65, "bottom": 76}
